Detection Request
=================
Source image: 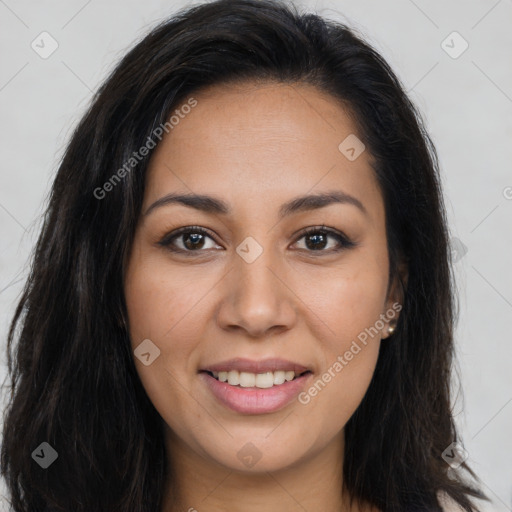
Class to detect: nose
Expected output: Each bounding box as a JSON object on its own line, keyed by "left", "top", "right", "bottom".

{"left": 215, "top": 244, "right": 298, "bottom": 339}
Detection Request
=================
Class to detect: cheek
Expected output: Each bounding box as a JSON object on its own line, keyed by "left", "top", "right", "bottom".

{"left": 296, "top": 255, "right": 388, "bottom": 349}
{"left": 329, "top": 272, "right": 387, "bottom": 344}
{"left": 124, "top": 249, "right": 211, "bottom": 348}
{"left": 123, "top": 250, "right": 211, "bottom": 409}
{"left": 293, "top": 254, "right": 387, "bottom": 420}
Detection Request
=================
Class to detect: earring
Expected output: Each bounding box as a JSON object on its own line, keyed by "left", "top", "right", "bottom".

{"left": 387, "top": 323, "right": 396, "bottom": 336}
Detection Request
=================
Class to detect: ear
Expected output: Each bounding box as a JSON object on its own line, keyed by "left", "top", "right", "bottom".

{"left": 380, "top": 261, "right": 408, "bottom": 340}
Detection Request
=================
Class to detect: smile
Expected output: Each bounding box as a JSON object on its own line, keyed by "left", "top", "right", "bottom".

{"left": 199, "top": 358, "right": 313, "bottom": 414}
{"left": 208, "top": 369, "right": 308, "bottom": 388}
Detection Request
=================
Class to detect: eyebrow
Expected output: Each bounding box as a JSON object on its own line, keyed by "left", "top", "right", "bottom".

{"left": 144, "top": 190, "right": 367, "bottom": 219}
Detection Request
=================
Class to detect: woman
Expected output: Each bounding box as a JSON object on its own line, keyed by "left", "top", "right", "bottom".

{"left": 0, "top": 0, "right": 488, "bottom": 510}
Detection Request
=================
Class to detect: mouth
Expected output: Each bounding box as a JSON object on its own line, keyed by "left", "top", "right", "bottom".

{"left": 201, "top": 369, "right": 312, "bottom": 389}
{"left": 198, "top": 358, "right": 313, "bottom": 414}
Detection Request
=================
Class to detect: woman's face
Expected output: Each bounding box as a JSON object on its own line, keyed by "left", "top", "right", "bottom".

{"left": 124, "top": 81, "right": 400, "bottom": 473}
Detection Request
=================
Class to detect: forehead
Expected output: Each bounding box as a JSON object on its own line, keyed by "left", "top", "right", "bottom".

{"left": 144, "top": 81, "right": 382, "bottom": 219}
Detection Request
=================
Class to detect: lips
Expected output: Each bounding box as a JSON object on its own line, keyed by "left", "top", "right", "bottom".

{"left": 199, "top": 357, "right": 313, "bottom": 414}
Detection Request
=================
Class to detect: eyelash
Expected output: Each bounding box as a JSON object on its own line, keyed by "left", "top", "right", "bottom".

{"left": 157, "top": 225, "right": 356, "bottom": 255}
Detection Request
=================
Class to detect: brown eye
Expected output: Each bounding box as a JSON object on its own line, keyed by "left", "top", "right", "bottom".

{"left": 303, "top": 232, "right": 330, "bottom": 250}
{"left": 178, "top": 232, "right": 209, "bottom": 250}
{"left": 158, "top": 226, "right": 222, "bottom": 253}
{"left": 293, "top": 226, "right": 355, "bottom": 253}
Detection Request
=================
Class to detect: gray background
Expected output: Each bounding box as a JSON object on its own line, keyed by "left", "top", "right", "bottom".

{"left": 1, "top": 0, "right": 511, "bottom": 510}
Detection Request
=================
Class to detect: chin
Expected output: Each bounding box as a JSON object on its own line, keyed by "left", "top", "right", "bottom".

{"left": 188, "top": 427, "right": 321, "bottom": 474}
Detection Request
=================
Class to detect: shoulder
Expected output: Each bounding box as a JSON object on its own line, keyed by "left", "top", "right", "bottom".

{"left": 437, "top": 491, "right": 466, "bottom": 511}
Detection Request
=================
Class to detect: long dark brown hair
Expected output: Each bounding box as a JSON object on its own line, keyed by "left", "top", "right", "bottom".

{"left": 1, "top": 0, "right": 488, "bottom": 510}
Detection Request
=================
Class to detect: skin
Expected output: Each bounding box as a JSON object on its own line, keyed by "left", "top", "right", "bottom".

{"left": 124, "top": 81, "right": 402, "bottom": 512}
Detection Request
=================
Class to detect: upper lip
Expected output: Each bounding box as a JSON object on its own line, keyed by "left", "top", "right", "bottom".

{"left": 201, "top": 358, "right": 311, "bottom": 374}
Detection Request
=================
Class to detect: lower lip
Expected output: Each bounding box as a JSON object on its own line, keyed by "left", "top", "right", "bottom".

{"left": 200, "top": 372, "right": 312, "bottom": 414}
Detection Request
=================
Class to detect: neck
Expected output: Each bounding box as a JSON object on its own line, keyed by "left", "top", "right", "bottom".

{"left": 161, "top": 428, "right": 369, "bottom": 512}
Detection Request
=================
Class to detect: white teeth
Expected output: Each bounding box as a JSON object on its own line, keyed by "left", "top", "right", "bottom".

{"left": 239, "top": 372, "right": 256, "bottom": 387}
{"left": 273, "top": 370, "right": 286, "bottom": 385}
{"left": 284, "top": 371, "right": 295, "bottom": 382}
{"left": 209, "top": 369, "right": 306, "bottom": 388}
{"left": 227, "top": 370, "right": 240, "bottom": 385}
{"left": 255, "top": 372, "right": 274, "bottom": 388}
